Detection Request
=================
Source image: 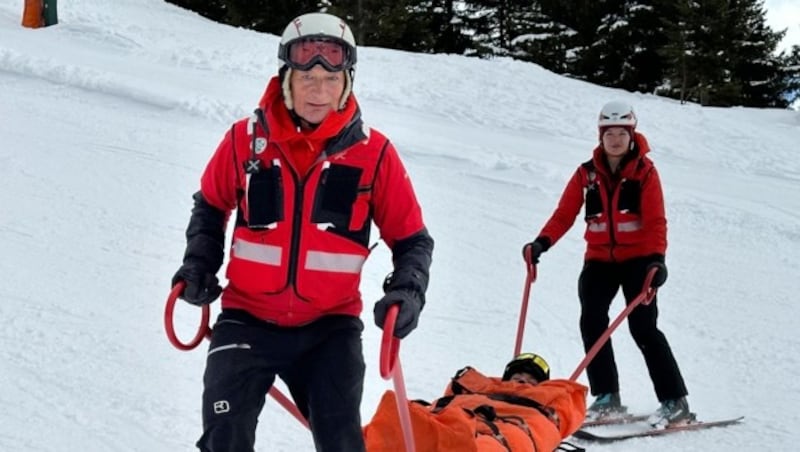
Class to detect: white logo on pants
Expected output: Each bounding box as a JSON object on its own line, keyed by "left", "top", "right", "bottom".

{"left": 213, "top": 400, "right": 230, "bottom": 414}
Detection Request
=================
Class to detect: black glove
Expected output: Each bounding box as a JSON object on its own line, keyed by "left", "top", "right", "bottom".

{"left": 646, "top": 260, "right": 668, "bottom": 288}
{"left": 522, "top": 237, "right": 550, "bottom": 264}
{"left": 374, "top": 289, "right": 423, "bottom": 339}
{"left": 172, "top": 262, "right": 222, "bottom": 306}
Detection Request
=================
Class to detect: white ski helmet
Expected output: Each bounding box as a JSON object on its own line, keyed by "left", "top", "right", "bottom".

{"left": 598, "top": 101, "right": 637, "bottom": 139}
{"left": 277, "top": 13, "right": 357, "bottom": 111}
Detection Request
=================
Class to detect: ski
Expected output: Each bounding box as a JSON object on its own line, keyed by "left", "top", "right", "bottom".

{"left": 581, "top": 413, "right": 650, "bottom": 428}
{"left": 572, "top": 416, "right": 744, "bottom": 443}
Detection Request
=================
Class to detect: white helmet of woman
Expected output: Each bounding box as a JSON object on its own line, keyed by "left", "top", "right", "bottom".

{"left": 277, "top": 13, "right": 357, "bottom": 111}
{"left": 598, "top": 101, "right": 637, "bottom": 128}
{"left": 597, "top": 100, "right": 637, "bottom": 138}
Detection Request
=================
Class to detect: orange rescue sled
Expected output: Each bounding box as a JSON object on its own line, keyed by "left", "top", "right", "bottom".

{"left": 364, "top": 367, "right": 587, "bottom": 451}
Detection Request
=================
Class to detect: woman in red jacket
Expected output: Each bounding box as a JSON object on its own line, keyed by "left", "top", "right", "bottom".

{"left": 523, "top": 101, "right": 690, "bottom": 428}
{"left": 171, "top": 12, "right": 433, "bottom": 452}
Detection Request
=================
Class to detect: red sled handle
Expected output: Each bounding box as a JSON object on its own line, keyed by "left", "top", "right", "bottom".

{"left": 163, "top": 282, "right": 309, "bottom": 428}
{"left": 379, "top": 305, "right": 417, "bottom": 452}
{"left": 164, "top": 281, "right": 211, "bottom": 350}
{"left": 379, "top": 304, "right": 401, "bottom": 378}
{"left": 514, "top": 254, "right": 537, "bottom": 357}
{"left": 569, "top": 266, "right": 659, "bottom": 381}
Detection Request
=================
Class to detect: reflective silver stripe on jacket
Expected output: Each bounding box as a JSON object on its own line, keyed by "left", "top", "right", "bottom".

{"left": 305, "top": 250, "right": 366, "bottom": 274}
{"left": 617, "top": 220, "right": 642, "bottom": 232}
{"left": 588, "top": 222, "right": 608, "bottom": 232}
{"left": 232, "top": 238, "right": 282, "bottom": 265}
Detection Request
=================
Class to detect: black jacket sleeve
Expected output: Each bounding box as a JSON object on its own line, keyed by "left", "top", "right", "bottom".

{"left": 383, "top": 227, "right": 434, "bottom": 306}
{"left": 181, "top": 191, "right": 227, "bottom": 273}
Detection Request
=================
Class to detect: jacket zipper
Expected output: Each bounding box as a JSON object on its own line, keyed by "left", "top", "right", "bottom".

{"left": 288, "top": 176, "right": 303, "bottom": 292}
{"left": 208, "top": 343, "right": 251, "bottom": 357}
{"left": 605, "top": 176, "right": 618, "bottom": 262}
{"left": 286, "top": 148, "right": 326, "bottom": 304}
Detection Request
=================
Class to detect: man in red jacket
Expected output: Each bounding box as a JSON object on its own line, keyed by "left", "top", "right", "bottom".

{"left": 523, "top": 101, "right": 689, "bottom": 428}
{"left": 172, "top": 12, "right": 433, "bottom": 452}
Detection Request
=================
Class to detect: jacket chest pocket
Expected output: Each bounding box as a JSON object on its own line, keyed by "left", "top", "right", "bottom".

{"left": 245, "top": 159, "right": 284, "bottom": 229}
{"left": 311, "top": 162, "right": 366, "bottom": 230}
{"left": 584, "top": 183, "right": 603, "bottom": 220}
{"left": 617, "top": 179, "right": 641, "bottom": 214}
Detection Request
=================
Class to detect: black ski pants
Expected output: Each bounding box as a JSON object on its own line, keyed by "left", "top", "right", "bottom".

{"left": 196, "top": 309, "right": 367, "bottom": 452}
{"left": 578, "top": 257, "right": 688, "bottom": 402}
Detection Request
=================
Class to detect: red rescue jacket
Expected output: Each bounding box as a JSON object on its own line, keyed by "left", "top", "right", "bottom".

{"left": 199, "top": 77, "right": 427, "bottom": 325}
{"left": 538, "top": 132, "right": 667, "bottom": 262}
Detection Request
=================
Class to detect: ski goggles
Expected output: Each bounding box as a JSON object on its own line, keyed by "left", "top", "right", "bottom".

{"left": 280, "top": 38, "right": 356, "bottom": 72}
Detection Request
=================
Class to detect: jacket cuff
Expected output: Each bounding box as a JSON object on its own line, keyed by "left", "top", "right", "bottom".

{"left": 535, "top": 236, "right": 552, "bottom": 252}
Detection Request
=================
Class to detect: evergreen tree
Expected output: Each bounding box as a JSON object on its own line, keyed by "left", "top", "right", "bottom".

{"left": 659, "top": 0, "right": 789, "bottom": 107}
{"left": 458, "top": 0, "right": 510, "bottom": 58}
{"left": 656, "top": 14, "right": 688, "bottom": 102}
{"left": 164, "top": 0, "right": 320, "bottom": 35}
{"left": 324, "top": 0, "right": 470, "bottom": 54}
{"left": 658, "top": 0, "right": 730, "bottom": 105}
{"left": 427, "top": 0, "right": 472, "bottom": 54}
{"left": 724, "top": 0, "right": 788, "bottom": 107}
{"left": 588, "top": 0, "right": 630, "bottom": 87}
{"left": 542, "top": 0, "right": 620, "bottom": 82}
{"left": 326, "top": 0, "right": 419, "bottom": 49}
{"left": 507, "top": 0, "right": 576, "bottom": 73}
{"left": 783, "top": 45, "right": 800, "bottom": 106}
{"left": 618, "top": 0, "right": 668, "bottom": 93}
{"left": 225, "top": 0, "right": 321, "bottom": 35}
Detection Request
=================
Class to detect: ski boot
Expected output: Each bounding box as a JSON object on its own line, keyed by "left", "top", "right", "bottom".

{"left": 647, "top": 397, "right": 695, "bottom": 428}
{"left": 585, "top": 392, "right": 626, "bottom": 422}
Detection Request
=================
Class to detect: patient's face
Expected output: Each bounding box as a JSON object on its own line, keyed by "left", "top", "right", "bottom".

{"left": 509, "top": 372, "right": 539, "bottom": 385}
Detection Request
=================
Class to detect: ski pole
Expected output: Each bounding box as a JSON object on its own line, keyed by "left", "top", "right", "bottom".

{"left": 164, "top": 283, "right": 309, "bottom": 429}
{"left": 514, "top": 251, "right": 538, "bottom": 357}
{"left": 568, "top": 266, "right": 659, "bottom": 382}
{"left": 379, "top": 305, "right": 417, "bottom": 452}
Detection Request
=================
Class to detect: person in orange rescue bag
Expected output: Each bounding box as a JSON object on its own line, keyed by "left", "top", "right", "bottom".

{"left": 363, "top": 353, "right": 588, "bottom": 451}
{"left": 171, "top": 12, "right": 433, "bottom": 452}
{"left": 522, "top": 101, "right": 691, "bottom": 428}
